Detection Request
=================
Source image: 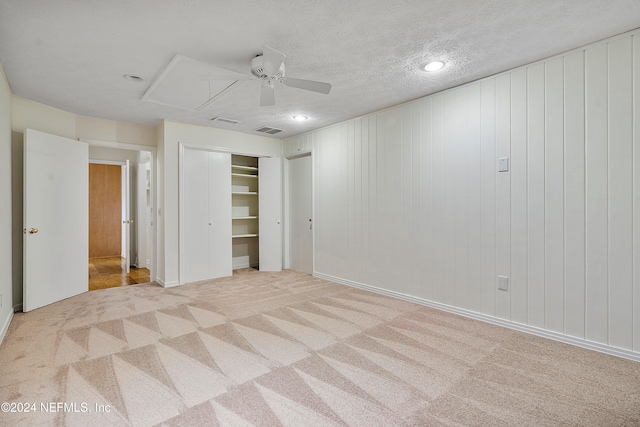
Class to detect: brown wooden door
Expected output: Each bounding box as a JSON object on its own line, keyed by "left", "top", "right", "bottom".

{"left": 89, "top": 163, "right": 122, "bottom": 258}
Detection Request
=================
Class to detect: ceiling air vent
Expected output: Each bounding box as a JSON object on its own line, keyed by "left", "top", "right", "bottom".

{"left": 254, "top": 126, "right": 286, "bottom": 135}
{"left": 211, "top": 117, "right": 241, "bottom": 125}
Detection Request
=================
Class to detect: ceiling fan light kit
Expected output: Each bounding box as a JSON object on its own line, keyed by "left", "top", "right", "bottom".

{"left": 144, "top": 46, "right": 333, "bottom": 111}
{"left": 248, "top": 45, "right": 332, "bottom": 107}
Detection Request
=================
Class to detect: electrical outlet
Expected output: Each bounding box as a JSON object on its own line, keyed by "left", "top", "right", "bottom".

{"left": 498, "top": 276, "right": 509, "bottom": 291}
{"left": 498, "top": 157, "right": 510, "bottom": 172}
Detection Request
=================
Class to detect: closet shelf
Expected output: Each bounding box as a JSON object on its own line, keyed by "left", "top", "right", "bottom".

{"left": 232, "top": 216, "right": 258, "bottom": 220}
{"left": 232, "top": 191, "right": 258, "bottom": 195}
{"left": 231, "top": 165, "right": 258, "bottom": 171}
{"left": 232, "top": 173, "right": 258, "bottom": 178}
{"left": 232, "top": 234, "right": 258, "bottom": 238}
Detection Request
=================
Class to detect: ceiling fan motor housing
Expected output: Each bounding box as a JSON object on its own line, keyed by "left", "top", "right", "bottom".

{"left": 251, "top": 55, "right": 285, "bottom": 79}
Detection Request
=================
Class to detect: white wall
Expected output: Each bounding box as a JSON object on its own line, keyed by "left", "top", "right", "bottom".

{"left": 284, "top": 30, "right": 640, "bottom": 359}
{"left": 158, "top": 120, "right": 282, "bottom": 287}
{"left": 0, "top": 64, "right": 13, "bottom": 343}
{"left": 10, "top": 96, "right": 157, "bottom": 307}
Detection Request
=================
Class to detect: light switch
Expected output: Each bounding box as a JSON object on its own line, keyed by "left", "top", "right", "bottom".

{"left": 498, "top": 157, "right": 509, "bottom": 172}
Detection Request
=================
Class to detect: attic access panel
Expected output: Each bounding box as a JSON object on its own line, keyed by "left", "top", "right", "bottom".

{"left": 142, "top": 54, "right": 244, "bottom": 111}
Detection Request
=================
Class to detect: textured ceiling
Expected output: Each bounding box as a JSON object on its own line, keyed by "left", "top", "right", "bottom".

{"left": 1, "top": 1, "right": 639, "bottom": 138}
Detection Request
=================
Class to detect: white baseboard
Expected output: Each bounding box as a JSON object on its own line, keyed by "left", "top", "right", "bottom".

{"left": 159, "top": 280, "right": 180, "bottom": 288}
{"left": 0, "top": 309, "right": 14, "bottom": 345}
{"left": 314, "top": 272, "right": 640, "bottom": 363}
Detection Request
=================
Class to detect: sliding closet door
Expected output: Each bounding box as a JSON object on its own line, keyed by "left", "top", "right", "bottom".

{"left": 208, "top": 152, "right": 232, "bottom": 278}
{"left": 183, "top": 149, "right": 231, "bottom": 283}
{"left": 184, "top": 149, "right": 211, "bottom": 283}
{"left": 259, "top": 157, "right": 283, "bottom": 271}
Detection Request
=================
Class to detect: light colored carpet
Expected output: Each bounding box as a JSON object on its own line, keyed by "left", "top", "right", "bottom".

{"left": 1, "top": 269, "right": 639, "bottom": 426}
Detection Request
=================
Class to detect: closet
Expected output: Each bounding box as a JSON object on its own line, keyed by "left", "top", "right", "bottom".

{"left": 182, "top": 148, "right": 282, "bottom": 284}
{"left": 183, "top": 150, "right": 232, "bottom": 283}
{"left": 231, "top": 155, "right": 259, "bottom": 269}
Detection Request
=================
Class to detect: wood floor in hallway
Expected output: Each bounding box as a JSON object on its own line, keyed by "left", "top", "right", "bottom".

{"left": 88, "top": 256, "right": 150, "bottom": 291}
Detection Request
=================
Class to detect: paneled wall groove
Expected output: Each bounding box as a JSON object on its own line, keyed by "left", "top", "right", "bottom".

{"left": 284, "top": 30, "right": 640, "bottom": 359}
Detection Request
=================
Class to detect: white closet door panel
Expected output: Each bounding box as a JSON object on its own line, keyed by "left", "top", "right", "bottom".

{"left": 183, "top": 149, "right": 211, "bottom": 283}
{"left": 314, "top": 133, "right": 325, "bottom": 273}
{"left": 209, "top": 152, "right": 232, "bottom": 279}
{"left": 259, "top": 157, "right": 283, "bottom": 271}
{"left": 289, "top": 155, "right": 313, "bottom": 274}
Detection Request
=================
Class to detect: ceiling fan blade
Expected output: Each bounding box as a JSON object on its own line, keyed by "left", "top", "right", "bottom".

{"left": 260, "top": 82, "right": 275, "bottom": 106}
{"left": 262, "top": 45, "right": 285, "bottom": 76}
{"left": 281, "top": 77, "right": 332, "bottom": 94}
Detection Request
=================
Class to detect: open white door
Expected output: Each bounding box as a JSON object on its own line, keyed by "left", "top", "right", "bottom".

{"left": 259, "top": 157, "right": 282, "bottom": 271}
{"left": 122, "top": 160, "right": 131, "bottom": 273}
{"left": 23, "top": 129, "right": 88, "bottom": 312}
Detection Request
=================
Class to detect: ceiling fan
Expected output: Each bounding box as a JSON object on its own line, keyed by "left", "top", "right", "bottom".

{"left": 204, "top": 46, "right": 332, "bottom": 107}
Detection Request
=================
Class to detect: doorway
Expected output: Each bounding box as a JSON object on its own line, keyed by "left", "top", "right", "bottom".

{"left": 87, "top": 143, "right": 155, "bottom": 290}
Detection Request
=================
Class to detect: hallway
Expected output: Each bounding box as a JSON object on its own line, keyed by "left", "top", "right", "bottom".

{"left": 88, "top": 256, "right": 150, "bottom": 291}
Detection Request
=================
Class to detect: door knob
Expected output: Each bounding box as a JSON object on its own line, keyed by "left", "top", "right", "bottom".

{"left": 29, "top": 228, "right": 38, "bottom": 234}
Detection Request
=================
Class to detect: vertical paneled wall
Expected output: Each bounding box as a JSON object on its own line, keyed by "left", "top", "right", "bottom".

{"left": 284, "top": 31, "right": 640, "bottom": 353}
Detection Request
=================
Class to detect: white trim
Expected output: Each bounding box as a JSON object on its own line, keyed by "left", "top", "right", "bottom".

{"left": 178, "top": 142, "right": 185, "bottom": 285}
{"left": 89, "top": 159, "right": 126, "bottom": 166}
{"left": 283, "top": 158, "right": 290, "bottom": 269}
{"left": 156, "top": 277, "right": 180, "bottom": 288}
{"left": 314, "top": 272, "right": 640, "bottom": 363}
{"left": 0, "top": 310, "right": 14, "bottom": 345}
{"left": 178, "top": 142, "right": 270, "bottom": 158}
{"left": 80, "top": 138, "right": 156, "bottom": 153}
{"left": 160, "top": 280, "right": 181, "bottom": 288}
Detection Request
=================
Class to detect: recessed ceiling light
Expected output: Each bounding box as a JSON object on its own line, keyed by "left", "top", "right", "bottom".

{"left": 423, "top": 61, "right": 445, "bottom": 72}
{"left": 124, "top": 74, "right": 146, "bottom": 82}
{"left": 293, "top": 115, "right": 308, "bottom": 121}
